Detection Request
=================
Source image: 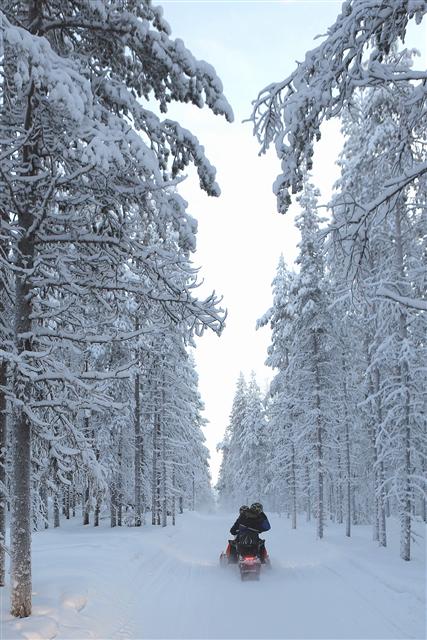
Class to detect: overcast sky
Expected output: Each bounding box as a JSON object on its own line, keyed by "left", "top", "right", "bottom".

{"left": 159, "top": 0, "right": 427, "bottom": 483}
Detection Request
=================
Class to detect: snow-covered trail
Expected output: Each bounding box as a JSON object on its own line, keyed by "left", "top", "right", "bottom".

{"left": 1, "top": 512, "right": 425, "bottom": 639}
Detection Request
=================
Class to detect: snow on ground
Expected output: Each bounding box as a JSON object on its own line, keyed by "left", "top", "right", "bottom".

{"left": 0, "top": 512, "right": 425, "bottom": 639}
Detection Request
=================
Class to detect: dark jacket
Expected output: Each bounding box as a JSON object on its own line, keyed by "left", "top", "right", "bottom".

{"left": 230, "top": 510, "right": 271, "bottom": 536}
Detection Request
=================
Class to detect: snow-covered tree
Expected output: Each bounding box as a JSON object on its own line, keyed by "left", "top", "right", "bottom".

{"left": 251, "top": 1, "right": 426, "bottom": 313}
{"left": 329, "top": 63, "right": 426, "bottom": 558}
{"left": 0, "top": 0, "right": 232, "bottom": 616}
{"left": 217, "top": 374, "right": 248, "bottom": 508}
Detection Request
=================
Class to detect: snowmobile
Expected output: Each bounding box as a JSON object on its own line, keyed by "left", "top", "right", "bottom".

{"left": 219, "top": 531, "right": 270, "bottom": 580}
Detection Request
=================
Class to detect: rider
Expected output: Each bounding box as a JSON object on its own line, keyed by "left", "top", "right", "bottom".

{"left": 229, "top": 503, "right": 270, "bottom": 562}
{"left": 226, "top": 505, "right": 248, "bottom": 562}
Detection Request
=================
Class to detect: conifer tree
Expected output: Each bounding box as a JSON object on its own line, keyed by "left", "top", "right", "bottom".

{"left": 0, "top": 0, "right": 232, "bottom": 616}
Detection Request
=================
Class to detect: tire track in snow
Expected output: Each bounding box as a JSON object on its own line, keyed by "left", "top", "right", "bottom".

{"left": 323, "top": 563, "right": 410, "bottom": 639}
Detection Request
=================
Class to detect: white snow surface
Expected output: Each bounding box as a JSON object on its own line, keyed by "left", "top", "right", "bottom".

{"left": 1, "top": 512, "right": 425, "bottom": 639}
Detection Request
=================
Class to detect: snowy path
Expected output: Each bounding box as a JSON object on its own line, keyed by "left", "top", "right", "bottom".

{"left": 1, "top": 512, "right": 425, "bottom": 639}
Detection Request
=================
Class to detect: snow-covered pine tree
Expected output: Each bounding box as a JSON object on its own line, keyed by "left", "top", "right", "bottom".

{"left": 286, "top": 180, "right": 336, "bottom": 539}
{"left": 1, "top": 0, "right": 232, "bottom": 616}
{"left": 329, "top": 51, "right": 426, "bottom": 558}
{"left": 258, "top": 256, "right": 298, "bottom": 523}
{"left": 238, "top": 373, "right": 267, "bottom": 505}
{"left": 251, "top": 0, "right": 427, "bottom": 258}
{"left": 217, "top": 374, "right": 248, "bottom": 508}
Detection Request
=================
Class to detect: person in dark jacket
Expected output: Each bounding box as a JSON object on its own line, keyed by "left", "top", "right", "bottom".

{"left": 229, "top": 502, "right": 270, "bottom": 562}
{"left": 230, "top": 503, "right": 271, "bottom": 536}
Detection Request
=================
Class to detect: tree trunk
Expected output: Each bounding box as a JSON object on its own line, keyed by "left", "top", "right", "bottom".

{"left": 152, "top": 415, "right": 157, "bottom": 525}
{"left": 191, "top": 472, "right": 195, "bottom": 512}
{"left": 40, "top": 481, "right": 49, "bottom": 530}
{"left": 172, "top": 466, "right": 176, "bottom": 526}
{"left": 336, "top": 431, "right": 343, "bottom": 525}
{"left": 313, "top": 332, "right": 324, "bottom": 539}
{"left": 341, "top": 365, "right": 351, "bottom": 537}
{"left": 10, "top": 0, "right": 46, "bottom": 614}
{"left": 64, "top": 487, "right": 70, "bottom": 520}
{"left": 0, "top": 360, "right": 7, "bottom": 586}
{"left": 94, "top": 498, "right": 100, "bottom": 527}
{"left": 394, "top": 207, "right": 411, "bottom": 561}
{"left": 71, "top": 485, "right": 76, "bottom": 518}
{"left": 351, "top": 482, "right": 357, "bottom": 525}
{"left": 372, "top": 366, "right": 387, "bottom": 547}
{"left": 161, "top": 435, "right": 167, "bottom": 528}
{"left": 344, "top": 418, "right": 351, "bottom": 538}
{"left": 110, "top": 486, "right": 117, "bottom": 528}
{"left": 134, "top": 358, "right": 142, "bottom": 527}
{"left": 305, "top": 462, "right": 311, "bottom": 522}
{"left": 365, "top": 340, "right": 381, "bottom": 542}
{"left": 11, "top": 230, "right": 35, "bottom": 616}
{"left": 118, "top": 497, "right": 122, "bottom": 527}
{"left": 83, "top": 484, "right": 90, "bottom": 525}
{"left": 156, "top": 413, "right": 161, "bottom": 525}
{"left": 421, "top": 452, "right": 426, "bottom": 523}
{"left": 290, "top": 443, "right": 297, "bottom": 530}
{"left": 53, "top": 494, "right": 60, "bottom": 528}
{"left": 117, "top": 427, "right": 123, "bottom": 526}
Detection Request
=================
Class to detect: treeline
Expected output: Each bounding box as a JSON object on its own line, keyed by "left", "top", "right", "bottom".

{"left": 0, "top": 0, "right": 232, "bottom": 617}
{"left": 218, "top": 49, "right": 426, "bottom": 561}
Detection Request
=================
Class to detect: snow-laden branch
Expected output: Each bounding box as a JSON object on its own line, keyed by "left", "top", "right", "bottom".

{"left": 250, "top": 0, "right": 427, "bottom": 213}
{"left": 376, "top": 286, "right": 427, "bottom": 311}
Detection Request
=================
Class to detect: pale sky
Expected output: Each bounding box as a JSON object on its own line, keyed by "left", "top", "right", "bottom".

{"left": 159, "top": 0, "right": 427, "bottom": 483}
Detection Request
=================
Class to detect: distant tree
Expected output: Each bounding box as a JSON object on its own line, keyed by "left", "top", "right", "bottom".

{"left": 216, "top": 374, "right": 248, "bottom": 508}
{"left": 238, "top": 373, "right": 267, "bottom": 503}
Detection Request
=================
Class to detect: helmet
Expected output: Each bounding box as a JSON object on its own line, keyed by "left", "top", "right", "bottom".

{"left": 250, "top": 502, "right": 263, "bottom": 514}
{"left": 239, "top": 504, "right": 249, "bottom": 514}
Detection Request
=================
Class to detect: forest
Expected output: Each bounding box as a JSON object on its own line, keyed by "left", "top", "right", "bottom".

{"left": 0, "top": 0, "right": 425, "bottom": 634}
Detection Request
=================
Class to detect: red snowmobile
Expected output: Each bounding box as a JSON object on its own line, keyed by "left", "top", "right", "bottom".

{"left": 220, "top": 531, "right": 270, "bottom": 580}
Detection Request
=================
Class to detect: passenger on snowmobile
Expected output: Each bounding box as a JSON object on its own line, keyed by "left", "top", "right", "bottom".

{"left": 229, "top": 503, "right": 270, "bottom": 563}
{"left": 225, "top": 506, "right": 248, "bottom": 561}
